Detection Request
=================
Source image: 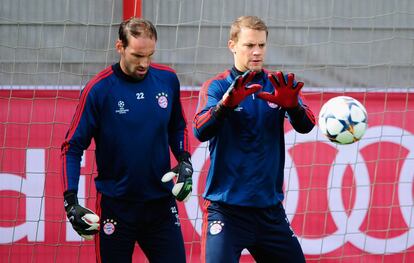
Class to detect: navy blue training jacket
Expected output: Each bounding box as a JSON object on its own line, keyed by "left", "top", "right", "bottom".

{"left": 61, "top": 63, "right": 189, "bottom": 201}
{"left": 193, "top": 67, "right": 315, "bottom": 207}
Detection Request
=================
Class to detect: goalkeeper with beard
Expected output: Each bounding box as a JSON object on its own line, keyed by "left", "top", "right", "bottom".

{"left": 61, "top": 17, "right": 192, "bottom": 263}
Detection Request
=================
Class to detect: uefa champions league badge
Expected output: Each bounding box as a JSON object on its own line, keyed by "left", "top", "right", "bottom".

{"left": 156, "top": 92, "right": 168, "bottom": 109}
{"left": 102, "top": 219, "right": 117, "bottom": 235}
{"left": 209, "top": 221, "right": 224, "bottom": 235}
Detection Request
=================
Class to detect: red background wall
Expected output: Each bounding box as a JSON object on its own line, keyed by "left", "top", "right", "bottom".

{"left": 0, "top": 90, "right": 413, "bottom": 262}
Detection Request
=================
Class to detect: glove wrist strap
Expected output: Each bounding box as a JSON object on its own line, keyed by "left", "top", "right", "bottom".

{"left": 178, "top": 151, "right": 191, "bottom": 163}
{"left": 213, "top": 102, "right": 233, "bottom": 120}
{"left": 63, "top": 190, "right": 79, "bottom": 211}
{"left": 286, "top": 104, "right": 303, "bottom": 114}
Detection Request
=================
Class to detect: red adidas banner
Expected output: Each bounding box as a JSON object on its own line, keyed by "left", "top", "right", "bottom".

{"left": 0, "top": 90, "right": 413, "bottom": 262}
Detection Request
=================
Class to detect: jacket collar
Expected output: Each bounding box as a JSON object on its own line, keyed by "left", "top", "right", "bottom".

{"left": 230, "top": 66, "right": 264, "bottom": 81}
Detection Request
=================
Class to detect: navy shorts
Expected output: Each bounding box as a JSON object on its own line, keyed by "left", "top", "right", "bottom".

{"left": 201, "top": 200, "right": 305, "bottom": 263}
{"left": 96, "top": 194, "right": 186, "bottom": 263}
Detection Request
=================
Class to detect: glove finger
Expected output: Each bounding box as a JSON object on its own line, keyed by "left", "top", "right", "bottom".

{"left": 275, "top": 71, "right": 288, "bottom": 87}
{"left": 241, "top": 70, "right": 256, "bottom": 86}
{"left": 85, "top": 225, "right": 99, "bottom": 231}
{"left": 171, "top": 182, "right": 184, "bottom": 197}
{"left": 286, "top": 73, "right": 295, "bottom": 89}
{"left": 81, "top": 234, "right": 94, "bottom": 240}
{"left": 268, "top": 73, "right": 280, "bottom": 89}
{"left": 173, "top": 180, "right": 192, "bottom": 202}
{"left": 161, "top": 171, "right": 178, "bottom": 182}
{"left": 229, "top": 75, "right": 242, "bottom": 92}
{"left": 175, "top": 185, "right": 192, "bottom": 202}
{"left": 257, "top": 92, "right": 278, "bottom": 104}
{"left": 72, "top": 225, "right": 99, "bottom": 236}
{"left": 81, "top": 212, "right": 99, "bottom": 224}
{"left": 81, "top": 213, "right": 100, "bottom": 231}
{"left": 245, "top": 84, "right": 262, "bottom": 94}
{"left": 294, "top": 81, "right": 304, "bottom": 91}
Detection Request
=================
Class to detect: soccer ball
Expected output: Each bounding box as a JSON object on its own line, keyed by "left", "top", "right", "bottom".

{"left": 318, "top": 96, "right": 368, "bottom": 144}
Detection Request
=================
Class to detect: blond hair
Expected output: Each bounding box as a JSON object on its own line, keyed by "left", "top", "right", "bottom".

{"left": 229, "top": 16, "right": 268, "bottom": 42}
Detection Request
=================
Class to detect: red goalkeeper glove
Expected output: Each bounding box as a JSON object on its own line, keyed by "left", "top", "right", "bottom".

{"left": 161, "top": 151, "right": 193, "bottom": 202}
{"left": 64, "top": 191, "right": 100, "bottom": 240}
{"left": 221, "top": 70, "right": 262, "bottom": 108}
{"left": 257, "top": 71, "right": 303, "bottom": 109}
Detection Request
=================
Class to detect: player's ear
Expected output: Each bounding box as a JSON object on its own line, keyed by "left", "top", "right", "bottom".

{"left": 115, "top": 39, "right": 124, "bottom": 54}
{"left": 228, "top": 39, "right": 236, "bottom": 54}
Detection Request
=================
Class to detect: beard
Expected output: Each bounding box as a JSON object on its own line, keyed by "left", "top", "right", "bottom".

{"left": 127, "top": 65, "right": 148, "bottom": 80}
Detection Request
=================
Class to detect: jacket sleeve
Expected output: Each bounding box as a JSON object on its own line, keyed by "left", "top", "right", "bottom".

{"left": 193, "top": 79, "right": 232, "bottom": 142}
{"left": 61, "top": 85, "right": 98, "bottom": 193}
{"left": 168, "top": 74, "right": 190, "bottom": 159}
{"left": 286, "top": 95, "right": 316, "bottom": 134}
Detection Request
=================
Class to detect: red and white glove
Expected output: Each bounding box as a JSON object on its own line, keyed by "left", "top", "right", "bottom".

{"left": 257, "top": 71, "right": 303, "bottom": 109}
{"left": 221, "top": 70, "right": 262, "bottom": 108}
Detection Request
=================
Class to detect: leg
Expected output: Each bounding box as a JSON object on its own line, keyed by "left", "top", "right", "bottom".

{"left": 249, "top": 203, "right": 305, "bottom": 263}
{"left": 97, "top": 195, "right": 136, "bottom": 263}
{"left": 137, "top": 197, "right": 186, "bottom": 263}
{"left": 201, "top": 201, "right": 252, "bottom": 263}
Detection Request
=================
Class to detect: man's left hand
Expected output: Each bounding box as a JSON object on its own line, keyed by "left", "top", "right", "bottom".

{"left": 257, "top": 71, "right": 303, "bottom": 109}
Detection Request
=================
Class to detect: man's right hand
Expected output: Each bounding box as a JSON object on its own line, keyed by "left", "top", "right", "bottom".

{"left": 64, "top": 191, "right": 100, "bottom": 240}
{"left": 161, "top": 151, "right": 193, "bottom": 202}
{"left": 221, "top": 70, "right": 262, "bottom": 108}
